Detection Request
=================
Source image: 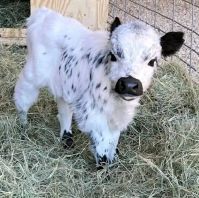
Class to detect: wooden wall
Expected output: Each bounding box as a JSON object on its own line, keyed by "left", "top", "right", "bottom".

{"left": 0, "top": 0, "right": 109, "bottom": 45}
{"left": 31, "top": 0, "right": 109, "bottom": 30}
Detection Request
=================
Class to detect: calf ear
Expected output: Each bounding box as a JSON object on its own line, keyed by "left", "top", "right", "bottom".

{"left": 160, "top": 32, "right": 184, "bottom": 57}
{"left": 110, "top": 17, "right": 121, "bottom": 33}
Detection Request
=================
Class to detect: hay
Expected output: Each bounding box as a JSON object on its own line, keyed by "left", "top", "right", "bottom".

{"left": 0, "top": 45, "right": 199, "bottom": 197}
{"left": 0, "top": 0, "right": 30, "bottom": 28}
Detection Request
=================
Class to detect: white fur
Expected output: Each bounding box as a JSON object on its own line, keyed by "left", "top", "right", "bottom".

{"left": 14, "top": 8, "right": 163, "bottom": 164}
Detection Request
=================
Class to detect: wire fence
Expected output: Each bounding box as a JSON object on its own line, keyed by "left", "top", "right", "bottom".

{"left": 108, "top": 0, "right": 199, "bottom": 81}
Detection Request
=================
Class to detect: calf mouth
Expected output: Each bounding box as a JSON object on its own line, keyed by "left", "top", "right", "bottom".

{"left": 119, "top": 93, "right": 138, "bottom": 101}
{"left": 115, "top": 76, "right": 143, "bottom": 101}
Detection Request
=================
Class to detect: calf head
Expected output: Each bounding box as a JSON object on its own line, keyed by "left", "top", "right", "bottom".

{"left": 109, "top": 17, "right": 184, "bottom": 100}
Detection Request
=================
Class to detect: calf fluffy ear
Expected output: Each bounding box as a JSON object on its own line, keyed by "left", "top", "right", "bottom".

{"left": 160, "top": 32, "right": 184, "bottom": 57}
{"left": 110, "top": 17, "right": 121, "bottom": 33}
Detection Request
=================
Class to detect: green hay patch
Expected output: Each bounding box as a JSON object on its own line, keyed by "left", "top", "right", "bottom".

{"left": 0, "top": 0, "right": 30, "bottom": 28}
{"left": 0, "top": 45, "right": 199, "bottom": 197}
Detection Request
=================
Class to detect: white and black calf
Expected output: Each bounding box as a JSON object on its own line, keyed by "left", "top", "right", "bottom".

{"left": 14, "top": 8, "right": 184, "bottom": 168}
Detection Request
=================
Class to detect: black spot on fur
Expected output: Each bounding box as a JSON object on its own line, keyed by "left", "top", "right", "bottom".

{"left": 104, "top": 54, "right": 109, "bottom": 64}
{"left": 116, "top": 47, "right": 124, "bottom": 58}
{"left": 65, "top": 63, "right": 67, "bottom": 71}
{"left": 84, "top": 53, "right": 92, "bottom": 62}
{"left": 82, "top": 101, "right": 87, "bottom": 108}
{"left": 89, "top": 70, "right": 93, "bottom": 81}
{"left": 144, "top": 55, "right": 149, "bottom": 62}
{"left": 95, "top": 56, "right": 104, "bottom": 68}
{"left": 71, "top": 84, "right": 76, "bottom": 92}
{"left": 103, "top": 99, "right": 107, "bottom": 105}
{"left": 66, "top": 55, "right": 74, "bottom": 65}
{"left": 110, "top": 17, "right": 121, "bottom": 33}
{"left": 85, "top": 115, "right": 88, "bottom": 120}
{"left": 75, "top": 60, "right": 78, "bottom": 66}
{"left": 85, "top": 85, "right": 90, "bottom": 92}
{"left": 96, "top": 83, "right": 101, "bottom": 89}
{"left": 93, "top": 53, "right": 101, "bottom": 64}
{"left": 86, "top": 53, "right": 90, "bottom": 59}
{"left": 63, "top": 50, "right": 68, "bottom": 59}
{"left": 68, "top": 69, "right": 73, "bottom": 78}
{"left": 103, "top": 86, "right": 107, "bottom": 91}
{"left": 160, "top": 32, "right": 184, "bottom": 57}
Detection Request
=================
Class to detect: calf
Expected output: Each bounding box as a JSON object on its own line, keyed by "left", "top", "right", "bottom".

{"left": 14, "top": 8, "right": 184, "bottom": 167}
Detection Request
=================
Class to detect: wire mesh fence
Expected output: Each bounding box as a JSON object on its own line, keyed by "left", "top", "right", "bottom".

{"left": 108, "top": 0, "right": 199, "bottom": 81}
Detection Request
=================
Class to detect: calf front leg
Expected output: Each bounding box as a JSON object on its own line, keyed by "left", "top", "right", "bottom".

{"left": 89, "top": 124, "right": 120, "bottom": 167}
{"left": 57, "top": 98, "right": 73, "bottom": 148}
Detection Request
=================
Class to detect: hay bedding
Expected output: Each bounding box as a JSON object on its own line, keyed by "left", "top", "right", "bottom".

{"left": 0, "top": 2, "right": 199, "bottom": 197}
{"left": 0, "top": 44, "right": 199, "bottom": 197}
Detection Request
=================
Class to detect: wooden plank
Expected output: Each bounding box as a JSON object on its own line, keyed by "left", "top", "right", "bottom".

{"left": 31, "top": 0, "right": 109, "bottom": 30}
{"left": 0, "top": 37, "right": 26, "bottom": 46}
{"left": 0, "top": 28, "right": 26, "bottom": 38}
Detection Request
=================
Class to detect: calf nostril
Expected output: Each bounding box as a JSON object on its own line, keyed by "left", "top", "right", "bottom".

{"left": 115, "top": 79, "right": 126, "bottom": 93}
{"left": 118, "top": 80, "right": 126, "bottom": 92}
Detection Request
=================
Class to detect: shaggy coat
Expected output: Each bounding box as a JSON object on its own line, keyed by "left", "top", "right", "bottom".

{"left": 14, "top": 8, "right": 184, "bottom": 167}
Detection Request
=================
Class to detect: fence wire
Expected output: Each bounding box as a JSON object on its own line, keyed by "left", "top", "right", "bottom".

{"left": 108, "top": 0, "right": 199, "bottom": 80}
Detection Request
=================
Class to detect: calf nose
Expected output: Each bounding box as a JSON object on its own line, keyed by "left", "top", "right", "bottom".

{"left": 115, "top": 76, "right": 143, "bottom": 96}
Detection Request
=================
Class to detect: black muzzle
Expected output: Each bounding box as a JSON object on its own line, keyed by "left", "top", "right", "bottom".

{"left": 115, "top": 76, "right": 143, "bottom": 100}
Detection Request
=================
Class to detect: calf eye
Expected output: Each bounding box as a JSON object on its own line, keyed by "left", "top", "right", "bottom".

{"left": 110, "top": 52, "right": 117, "bottom": 62}
{"left": 148, "top": 58, "right": 157, "bottom": 67}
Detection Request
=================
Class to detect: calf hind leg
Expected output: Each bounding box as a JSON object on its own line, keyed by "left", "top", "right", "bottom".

{"left": 14, "top": 72, "right": 40, "bottom": 125}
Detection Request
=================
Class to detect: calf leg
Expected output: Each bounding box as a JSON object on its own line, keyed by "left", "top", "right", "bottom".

{"left": 87, "top": 119, "right": 120, "bottom": 167}
{"left": 57, "top": 98, "right": 73, "bottom": 147}
{"left": 14, "top": 71, "right": 40, "bottom": 125}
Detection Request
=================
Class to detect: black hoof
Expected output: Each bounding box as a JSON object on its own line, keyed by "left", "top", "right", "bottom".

{"left": 97, "top": 166, "right": 104, "bottom": 170}
{"left": 62, "top": 130, "right": 74, "bottom": 148}
{"left": 116, "top": 147, "right": 119, "bottom": 155}
{"left": 97, "top": 155, "right": 109, "bottom": 170}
